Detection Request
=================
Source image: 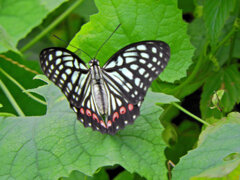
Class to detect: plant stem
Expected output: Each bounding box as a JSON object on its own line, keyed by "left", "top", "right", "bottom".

{"left": 212, "top": 26, "right": 236, "bottom": 56}
{"left": 0, "top": 68, "right": 47, "bottom": 105}
{"left": 172, "top": 102, "right": 210, "bottom": 126}
{"left": 0, "top": 80, "right": 25, "bottom": 117}
{"left": 20, "top": 0, "right": 84, "bottom": 53}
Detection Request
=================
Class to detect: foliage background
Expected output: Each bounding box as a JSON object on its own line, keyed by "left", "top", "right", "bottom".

{"left": 0, "top": 0, "right": 240, "bottom": 179}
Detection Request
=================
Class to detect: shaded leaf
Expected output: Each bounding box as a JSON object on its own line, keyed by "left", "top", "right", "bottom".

{"left": 61, "top": 169, "right": 108, "bottom": 180}
{"left": 0, "top": 74, "right": 178, "bottom": 180}
{"left": 0, "top": 52, "right": 46, "bottom": 116}
{"left": 172, "top": 112, "right": 240, "bottom": 179}
{"left": 0, "top": 0, "right": 67, "bottom": 53}
{"left": 69, "top": 0, "right": 194, "bottom": 83}
{"left": 203, "top": 0, "right": 235, "bottom": 44}
{"left": 200, "top": 65, "right": 240, "bottom": 119}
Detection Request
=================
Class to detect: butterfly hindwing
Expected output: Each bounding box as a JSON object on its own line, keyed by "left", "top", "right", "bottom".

{"left": 39, "top": 47, "right": 89, "bottom": 107}
{"left": 104, "top": 81, "right": 141, "bottom": 134}
{"left": 103, "top": 41, "right": 170, "bottom": 104}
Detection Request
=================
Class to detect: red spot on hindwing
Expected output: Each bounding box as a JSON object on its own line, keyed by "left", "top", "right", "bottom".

{"left": 113, "top": 112, "right": 119, "bottom": 122}
{"left": 86, "top": 109, "right": 92, "bottom": 116}
{"left": 80, "top": 108, "right": 85, "bottom": 115}
{"left": 107, "top": 120, "right": 112, "bottom": 128}
{"left": 92, "top": 113, "right": 99, "bottom": 122}
{"left": 120, "top": 106, "right": 126, "bottom": 114}
{"left": 128, "top": 104, "right": 134, "bottom": 111}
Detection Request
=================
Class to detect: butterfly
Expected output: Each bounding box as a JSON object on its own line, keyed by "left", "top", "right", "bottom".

{"left": 39, "top": 40, "right": 170, "bottom": 134}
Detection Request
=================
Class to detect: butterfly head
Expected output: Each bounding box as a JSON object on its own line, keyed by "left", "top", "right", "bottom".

{"left": 89, "top": 59, "right": 99, "bottom": 66}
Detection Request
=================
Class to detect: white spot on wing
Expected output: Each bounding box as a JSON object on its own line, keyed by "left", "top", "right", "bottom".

{"left": 152, "top": 47, "right": 157, "bottom": 53}
{"left": 56, "top": 51, "right": 62, "bottom": 56}
{"left": 159, "top": 52, "right": 163, "bottom": 58}
{"left": 153, "top": 57, "right": 157, "bottom": 63}
{"left": 139, "top": 68, "right": 145, "bottom": 75}
{"left": 66, "top": 69, "right": 72, "bottom": 75}
{"left": 144, "top": 73, "right": 149, "bottom": 78}
{"left": 62, "top": 74, "right": 67, "bottom": 80}
{"left": 80, "top": 63, "right": 87, "bottom": 70}
{"left": 48, "top": 55, "right": 53, "bottom": 61}
{"left": 68, "top": 82, "right": 73, "bottom": 90}
{"left": 65, "top": 62, "right": 73, "bottom": 67}
{"left": 119, "top": 68, "right": 133, "bottom": 79}
{"left": 135, "top": 78, "right": 140, "bottom": 86}
{"left": 116, "top": 98, "right": 122, "bottom": 106}
{"left": 125, "top": 57, "right": 136, "bottom": 64}
{"left": 63, "top": 56, "right": 73, "bottom": 61}
{"left": 123, "top": 52, "right": 138, "bottom": 57}
{"left": 147, "top": 63, "right": 153, "bottom": 68}
{"left": 140, "top": 59, "right": 146, "bottom": 64}
{"left": 56, "top": 58, "right": 61, "bottom": 65}
{"left": 137, "top": 45, "right": 147, "bottom": 51}
{"left": 59, "top": 65, "right": 63, "bottom": 70}
{"left": 117, "top": 56, "right": 124, "bottom": 66}
{"left": 106, "top": 61, "right": 116, "bottom": 68}
{"left": 141, "top": 52, "right": 149, "bottom": 59}
{"left": 71, "top": 71, "right": 79, "bottom": 84}
{"left": 125, "top": 47, "right": 136, "bottom": 51}
{"left": 74, "top": 60, "right": 79, "bottom": 68}
{"left": 130, "top": 64, "right": 138, "bottom": 70}
{"left": 111, "top": 94, "right": 116, "bottom": 111}
{"left": 73, "top": 107, "right": 77, "bottom": 112}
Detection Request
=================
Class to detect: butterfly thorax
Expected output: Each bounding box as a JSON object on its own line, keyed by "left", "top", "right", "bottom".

{"left": 89, "top": 59, "right": 108, "bottom": 119}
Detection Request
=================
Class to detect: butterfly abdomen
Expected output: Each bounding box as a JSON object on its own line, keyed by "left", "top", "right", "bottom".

{"left": 90, "top": 62, "right": 108, "bottom": 116}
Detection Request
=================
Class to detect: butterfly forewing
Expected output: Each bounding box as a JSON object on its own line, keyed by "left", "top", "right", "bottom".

{"left": 103, "top": 41, "right": 170, "bottom": 104}
{"left": 39, "top": 48, "right": 90, "bottom": 107}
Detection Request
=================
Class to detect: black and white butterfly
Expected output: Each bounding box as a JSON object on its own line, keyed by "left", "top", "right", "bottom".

{"left": 40, "top": 40, "right": 170, "bottom": 134}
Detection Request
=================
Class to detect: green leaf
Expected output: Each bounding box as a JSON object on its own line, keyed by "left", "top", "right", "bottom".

{"left": 0, "top": 25, "right": 18, "bottom": 53}
{"left": 165, "top": 120, "right": 201, "bottom": 164}
{"left": 69, "top": 0, "right": 194, "bottom": 83}
{"left": 200, "top": 65, "right": 240, "bottom": 119}
{"left": 172, "top": 112, "right": 240, "bottom": 179}
{"left": 203, "top": 0, "right": 235, "bottom": 44}
{"left": 114, "top": 171, "right": 134, "bottom": 180}
{"left": 73, "top": 0, "right": 98, "bottom": 21}
{"left": 61, "top": 169, "right": 108, "bottom": 180}
{"left": 0, "top": 0, "right": 67, "bottom": 53}
{"left": 187, "top": 18, "right": 207, "bottom": 57}
{"left": 0, "top": 75, "right": 178, "bottom": 180}
{"left": 0, "top": 52, "right": 46, "bottom": 116}
{"left": 178, "top": 0, "right": 195, "bottom": 13}
{"left": 233, "top": 31, "right": 240, "bottom": 58}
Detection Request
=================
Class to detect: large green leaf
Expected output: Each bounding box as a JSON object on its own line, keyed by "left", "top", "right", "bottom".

{"left": 172, "top": 112, "right": 240, "bottom": 179}
{"left": 0, "top": 0, "right": 67, "bottom": 53}
{"left": 69, "top": 0, "right": 194, "bottom": 83}
{"left": 0, "top": 52, "right": 46, "bottom": 116}
{"left": 203, "top": 0, "right": 235, "bottom": 44}
{"left": 0, "top": 75, "right": 178, "bottom": 180}
{"left": 200, "top": 65, "right": 240, "bottom": 119}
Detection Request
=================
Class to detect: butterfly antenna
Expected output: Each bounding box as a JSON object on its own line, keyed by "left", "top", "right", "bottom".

{"left": 52, "top": 34, "right": 93, "bottom": 60}
{"left": 94, "top": 24, "right": 121, "bottom": 59}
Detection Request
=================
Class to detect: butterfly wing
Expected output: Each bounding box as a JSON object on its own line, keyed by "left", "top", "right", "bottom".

{"left": 39, "top": 47, "right": 90, "bottom": 108}
{"left": 103, "top": 40, "right": 170, "bottom": 104}
{"left": 103, "top": 80, "right": 141, "bottom": 134}
{"left": 102, "top": 41, "right": 170, "bottom": 134}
